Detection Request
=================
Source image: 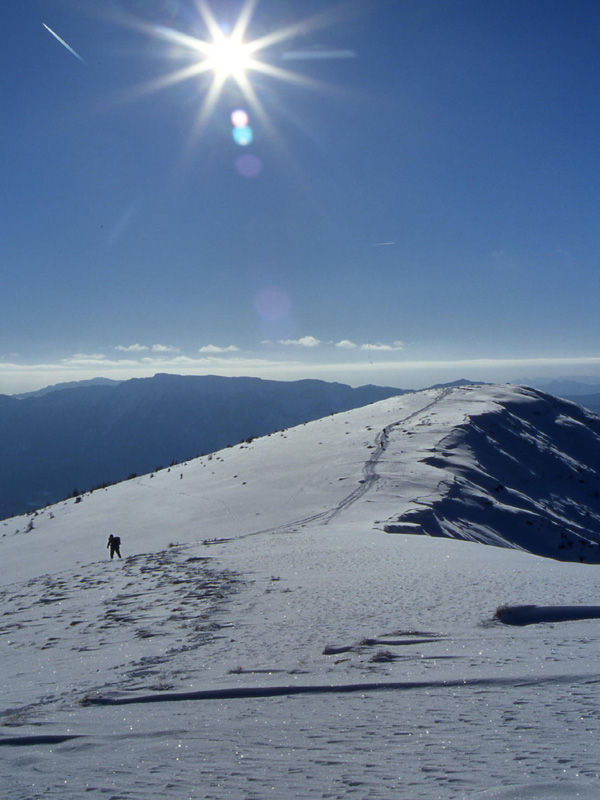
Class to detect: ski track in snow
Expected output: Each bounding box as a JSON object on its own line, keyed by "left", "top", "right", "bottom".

{"left": 324, "top": 387, "right": 454, "bottom": 523}
{"left": 204, "top": 386, "right": 454, "bottom": 541}
{"left": 2, "top": 385, "right": 600, "bottom": 799}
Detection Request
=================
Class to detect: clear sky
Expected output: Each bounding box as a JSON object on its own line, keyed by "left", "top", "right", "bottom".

{"left": 3, "top": 0, "right": 600, "bottom": 393}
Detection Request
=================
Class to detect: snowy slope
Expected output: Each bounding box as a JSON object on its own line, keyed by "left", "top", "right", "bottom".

{"left": 2, "top": 385, "right": 600, "bottom": 799}
{"left": 0, "top": 373, "right": 402, "bottom": 519}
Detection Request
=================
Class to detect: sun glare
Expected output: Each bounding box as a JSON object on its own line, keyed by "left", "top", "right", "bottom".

{"left": 206, "top": 35, "right": 252, "bottom": 80}
{"left": 124, "top": 0, "right": 348, "bottom": 151}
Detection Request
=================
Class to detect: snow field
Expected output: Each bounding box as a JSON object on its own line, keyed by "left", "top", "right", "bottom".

{"left": 2, "top": 385, "right": 600, "bottom": 798}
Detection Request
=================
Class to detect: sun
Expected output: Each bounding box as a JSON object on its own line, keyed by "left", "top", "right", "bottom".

{"left": 204, "top": 33, "right": 253, "bottom": 81}
{"left": 125, "top": 0, "right": 345, "bottom": 146}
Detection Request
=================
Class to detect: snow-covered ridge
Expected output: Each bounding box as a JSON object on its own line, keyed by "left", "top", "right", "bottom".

{"left": 3, "top": 384, "right": 600, "bottom": 798}
{"left": 382, "top": 385, "right": 600, "bottom": 561}
{"left": 4, "top": 383, "right": 600, "bottom": 577}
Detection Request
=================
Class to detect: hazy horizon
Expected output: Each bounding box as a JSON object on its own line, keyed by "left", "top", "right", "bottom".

{"left": 4, "top": 361, "right": 600, "bottom": 398}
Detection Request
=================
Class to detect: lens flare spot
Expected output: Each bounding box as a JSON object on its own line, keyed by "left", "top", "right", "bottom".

{"left": 254, "top": 287, "right": 291, "bottom": 322}
{"left": 231, "top": 109, "right": 249, "bottom": 128}
{"left": 235, "top": 154, "right": 262, "bottom": 178}
{"left": 232, "top": 125, "right": 253, "bottom": 146}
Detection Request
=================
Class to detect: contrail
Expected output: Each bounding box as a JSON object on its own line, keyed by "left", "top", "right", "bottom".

{"left": 42, "top": 23, "right": 85, "bottom": 63}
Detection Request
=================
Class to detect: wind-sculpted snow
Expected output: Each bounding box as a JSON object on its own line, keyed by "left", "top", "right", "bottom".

{"left": 79, "top": 670, "right": 600, "bottom": 706}
{"left": 2, "top": 385, "right": 600, "bottom": 798}
{"left": 495, "top": 604, "right": 600, "bottom": 626}
{"left": 383, "top": 387, "right": 600, "bottom": 562}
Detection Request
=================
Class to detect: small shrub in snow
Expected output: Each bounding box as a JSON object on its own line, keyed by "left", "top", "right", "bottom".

{"left": 494, "top": 605, "right": 517, "bottom": 623}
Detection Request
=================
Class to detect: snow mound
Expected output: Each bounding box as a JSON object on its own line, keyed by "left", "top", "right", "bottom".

{"left": 495, "top": 604, "right": 600, "bottom": 626}
{"left": 470, "top": 781, "right": 599, "bottom": 799}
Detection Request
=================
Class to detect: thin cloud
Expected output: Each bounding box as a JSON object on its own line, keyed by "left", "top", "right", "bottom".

{"left": 361, "top": 341, "right": 405, "bottom": 352}
{"left": 278, "top": 336, "right": 321, "bottom": 348}
{"left": 335, "top": 339, "right": 358, "bottom": 349}
{"left": 282, "top": 49, "right": 356, "bottom": 61}
{"left": 54, "top": 353, "right": 299, "bottom": 371}
{"left": 198, "top": 345, "right": 240, "bottom": 353}
{"left": 115, "top": 344, "right": 148, "bottom": 352}
{"left": 62, "top": 353, "right": 108, "bottom": 365}
{"left": 114, "top": 344, "right": 179, "bottom": 353}
{"left": 152, "top": 344, "right": 180, "bottom": 353}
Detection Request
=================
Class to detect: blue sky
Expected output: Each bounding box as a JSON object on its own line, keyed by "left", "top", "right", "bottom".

{"left": 3, "top": 0, "right": 600, "bottom": 393}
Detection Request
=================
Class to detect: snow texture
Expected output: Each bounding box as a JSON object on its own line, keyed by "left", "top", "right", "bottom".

{"left": 2, "top": 384, "right": 600, "bottom": 799}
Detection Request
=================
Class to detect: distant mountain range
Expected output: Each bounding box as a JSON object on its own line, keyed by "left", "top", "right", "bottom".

{"left": 0, "top": 374, "right": 406, "bottom": 519}
{"left": 518, "top": 377, "right": 600, "bottom": 413}
{"left": 15, "top": 377, "right": 121, "bottom": 399}
{"left": 521, "top": 377, "right": 600, "bottom": 397}
{"left": 562, "top": 393, "right": 600, "bottom": 414}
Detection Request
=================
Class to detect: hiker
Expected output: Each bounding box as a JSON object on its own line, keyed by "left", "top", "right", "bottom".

{"left": 107, "top": 534, "right": 122, "bottom": 559}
